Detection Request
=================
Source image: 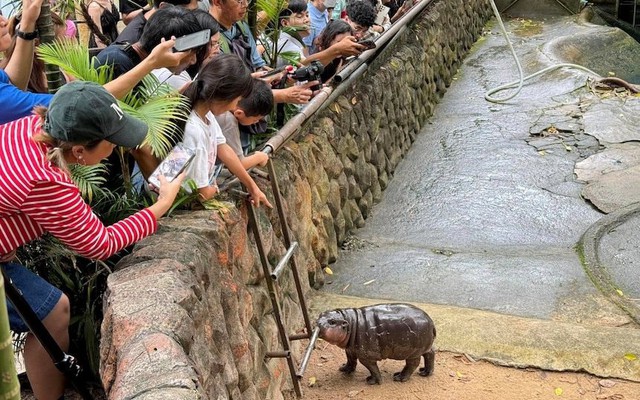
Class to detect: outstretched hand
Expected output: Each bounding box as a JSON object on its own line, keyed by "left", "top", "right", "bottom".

{"left": 334, "top": 35, "right": 365, "bottom": 57}
{"left": 248, "top": 186, "right": 273, "bottom": 208}
{"left": 20, "top": 0, "right": 45, "bottom": 31}
{"left": 148, "top": 38, "right": 196, "bottom": 70}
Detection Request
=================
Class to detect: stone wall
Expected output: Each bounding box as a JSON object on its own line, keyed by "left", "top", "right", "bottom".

{"left": 99, "top": 0, "right": 492, "bottom": 398}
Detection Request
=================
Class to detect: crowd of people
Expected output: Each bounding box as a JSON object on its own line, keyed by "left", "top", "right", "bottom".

{"left": 0, "top": 0, "right": 415, "bottom": 398}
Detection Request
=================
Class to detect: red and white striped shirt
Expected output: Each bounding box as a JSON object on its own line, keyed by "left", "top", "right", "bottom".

{"left": 0, "top": 115, "right": 158, "bottom": 260}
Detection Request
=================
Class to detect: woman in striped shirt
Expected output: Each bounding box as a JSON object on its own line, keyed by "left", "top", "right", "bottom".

{"left": 0, "top": 81, "right": 184, "bottom": 400}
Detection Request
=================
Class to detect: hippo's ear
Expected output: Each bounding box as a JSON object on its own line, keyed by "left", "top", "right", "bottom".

{"left": 339, "top": 320, "right": 348, "bottom": 330}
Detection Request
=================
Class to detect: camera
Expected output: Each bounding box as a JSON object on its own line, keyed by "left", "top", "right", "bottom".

{"left": 290, "top": 61, "right": 324, "bottom": 91}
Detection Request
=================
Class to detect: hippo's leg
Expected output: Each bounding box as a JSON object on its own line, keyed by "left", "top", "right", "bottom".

{"left": 339, "top": 349, "right": 357, "bottom": 374}
{"left": 393, "top": 356, "right": 420, "bottom": 382}
{"left": 359, "top": 359, "right": 382, "bottom": 385}
{"left": 418, "top": 347, "right": 435, "bottom": 376}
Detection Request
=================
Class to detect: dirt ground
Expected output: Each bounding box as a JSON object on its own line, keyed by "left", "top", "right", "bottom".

{"left": 299, "top": 342, "right": 640, "bottom": 400}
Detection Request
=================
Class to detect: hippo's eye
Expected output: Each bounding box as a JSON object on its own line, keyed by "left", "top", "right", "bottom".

{"left": 327, "top": 318, "right": 336, "bottom": 325}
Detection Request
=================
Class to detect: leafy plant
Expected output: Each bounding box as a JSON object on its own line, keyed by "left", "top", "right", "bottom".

{"left": 68, "top": 164, "right": 107, "bottom": 203}
{"left": 255, "top": 0, "right": 306, "bottom": 68}
{"left": 38, "top": 40, "right": 190, "bottom": 191}
{"left": 12, "top": 40, "right": 191, "bottom": 380}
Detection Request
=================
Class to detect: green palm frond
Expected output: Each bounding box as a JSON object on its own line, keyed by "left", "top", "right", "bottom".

{"left": 256, "top": 0, "right": 289, "bottom": 25}
{"left": 119, "top": 77, "right": 190, "bottom": 158}
{"left": 69, "top": 163, "right": 107, "bottom": 203}
{"left": 256, "top": 0, "right": 290, "bottom": 67}
{"left": 122, "top": 73, "right": 179, "bottom": 108}
{"left": 279, "top": 50, "right": 302, "bottom": 66}
{"left": 37, "top": 41, "right": 113, "bottom": 84}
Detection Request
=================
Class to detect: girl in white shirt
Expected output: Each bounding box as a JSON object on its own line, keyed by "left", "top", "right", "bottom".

{"left": 181, "top": 53, "right": 272, "bottom": 206}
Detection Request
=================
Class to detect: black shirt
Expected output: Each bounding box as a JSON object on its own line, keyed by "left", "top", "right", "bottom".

{"left": 95, "top": 43, "right": 142, "bottom": 78}
{"left": 115, "top": 12, "right": 147, "bottom": 43}
{"left": 119, "top": 0, "right": 147, "bottom": 15}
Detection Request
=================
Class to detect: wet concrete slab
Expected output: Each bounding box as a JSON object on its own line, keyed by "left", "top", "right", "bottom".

{"left": 319, "top": 14, "right": 640, "bottom": 376}
{"left": 599, "top": 211, "right": 640, "bottom": 301}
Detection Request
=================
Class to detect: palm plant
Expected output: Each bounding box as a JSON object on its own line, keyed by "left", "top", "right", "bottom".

{"left": 255, "top": 0, "right": 305, "bottom": 68}
{"left": 19, "top": 40, "right": 190, "bottom": 377}
{"left": 37, "top": 40, "right": 190, "bottom": 192}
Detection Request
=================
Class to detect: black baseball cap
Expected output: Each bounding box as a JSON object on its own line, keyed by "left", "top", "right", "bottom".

{"left": 44, "top": 81, "right": 148, "bottom": 148}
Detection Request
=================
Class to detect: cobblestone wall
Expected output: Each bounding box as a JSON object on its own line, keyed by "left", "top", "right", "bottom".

{"left": 99, "top": 1, "right": 492, "bottom": 398}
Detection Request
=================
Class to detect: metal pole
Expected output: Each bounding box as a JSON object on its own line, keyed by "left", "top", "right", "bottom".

{"left": 245, "top": 198, "right": 302, "bottom": 398}
{"left": 296, "top": 327, "right": 320, "bottom": 378}
{"left": 271, "top": 242, "right": 299, "bottom": 281}
{"left": 266, "top": 159, "right": 314, "bottom": 339}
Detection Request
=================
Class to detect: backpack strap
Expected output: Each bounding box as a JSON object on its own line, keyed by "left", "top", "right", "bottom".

{"left": 219, "top": 21, "right": 251, "bottom": 53}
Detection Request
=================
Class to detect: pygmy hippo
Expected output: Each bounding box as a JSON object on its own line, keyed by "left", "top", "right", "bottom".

{"left": 317, "top": 303, "right": 436, "bottom": 384}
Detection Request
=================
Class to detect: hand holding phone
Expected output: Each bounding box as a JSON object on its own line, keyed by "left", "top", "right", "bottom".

{"left": 357, "top": 39, "right": 376, "bottom": 50}
{"left": 261, "top": 66, "right": 286, "bottom": 78}
{"left": 148, "top": 143, "right": 195, "bottom": 189}
{"left": 173, "top": 29, "right": 211, "bottom": 52}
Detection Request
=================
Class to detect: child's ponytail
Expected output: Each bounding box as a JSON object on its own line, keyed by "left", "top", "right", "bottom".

{"left": 186, "top": 53, "right": 254, "bottom": 107}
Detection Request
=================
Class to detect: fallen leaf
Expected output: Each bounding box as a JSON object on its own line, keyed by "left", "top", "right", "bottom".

{"left": 538, "top": 150, "right": 547, "bottom": 156}
{"left": 351, "top": 97, "right": 357, "bottom": 105}
{"left": 363, "top": 279, "right": 376, "bottom": 286}
{"left": 608, "top": 71, "right": 616, "bottom": 76}
{"left": 624, "top": 353, "right": 637, "bottom": 361}
{"left": 331, "top": 103, "right": 341, "bottom": 114}
{"left": 555, "top": 387, "right": 563, "bottom": 396}
{"left": 599, "top": 379, "right": 617, "bottom": 388}
{"left": 616, "top": 289, "right": 624, "bottom": 296}
{"left": 323, "top": 266, "right": 334, "bottom": 275}
{"left": 308, "top": 376, "right": 317, "bottom": 387}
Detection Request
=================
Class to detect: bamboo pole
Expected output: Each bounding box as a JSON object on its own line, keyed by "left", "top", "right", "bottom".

{"left": 0, "top": 273, "right": 20, "bottom": 400}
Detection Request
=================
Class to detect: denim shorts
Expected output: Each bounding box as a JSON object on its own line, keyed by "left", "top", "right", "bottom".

{"left": 2, "top": 263, "right": 63, "bottom": 333}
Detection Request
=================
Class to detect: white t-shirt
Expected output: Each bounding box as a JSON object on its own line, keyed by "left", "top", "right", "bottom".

{"left": 182, "top": 110, "right": 227, "bottom": 189}
{"left": 277, "top": 32, "right": 305, "bottom": 68}
{"left": 215, "top": 111, "right": 243, "bottom": 159}
{"left": 151, "top": 68, "right": 191, "bottom": 91}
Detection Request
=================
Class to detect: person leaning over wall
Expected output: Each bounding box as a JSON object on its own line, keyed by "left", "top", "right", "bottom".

{"left": 0, "top": 0, "right": 196, "bottom": 125}
{"left": 209, "top": 0, "right": 317, "bottom": 105}
{"left": 314, "top": 19, "right": 355, "bottom": 83}
{"left": 116, "top": 0, "right": 199, "bottom": 45}
{"left": 0, "top": 80, "right": 185, "bottom": 400}
{"left": 344, "top": 0, "right": 377, "bottom": 40}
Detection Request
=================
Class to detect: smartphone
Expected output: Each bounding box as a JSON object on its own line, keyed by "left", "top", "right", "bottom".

{"left": 148, "top": 143, "right": 196, "bottom": 188}
{"left": 357, "top": 39, "right": 376, "bottom": 50}
{"left": 261, "top": 66, "right": 286, "bottom": 78}
{"left": 173, "top": 29, "right": 211, "bottom": 52}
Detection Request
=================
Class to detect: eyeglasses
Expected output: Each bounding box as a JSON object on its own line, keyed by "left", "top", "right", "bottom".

{"left": 234, "top": 0, "right": 253, "bottom": 6}
{"left": 352, "top": 24, "right": 368, "bottom": 33}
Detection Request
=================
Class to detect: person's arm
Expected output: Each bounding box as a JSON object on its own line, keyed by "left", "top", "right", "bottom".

{"left": 241, "top": 151, "right": 269, "bottom": 170}
{"left": 3, "top": 0, "right": 45, "bottom": 90}
{"left": 197, "top": 185, "right": 219, "bottom": 201}
{"left": 87, "top": 2, "right": 107, "bottom": 48}
{"left": 103, "top": 38, "right": 193, "bottom": 99}
{"left": 0, "top": 73, "right": 52, "bottom": 124}
{"left": 121, "top": 8, "right": 143, "bottom": 25}
{"left": 21, "top": 175, "right": 183, "bottom": 260}
{"left": 272, "top": 81, "right": 317, "bottom": 104}
{"left": 218, "top": 144, "right": 272, "bottom": 208}
{"left": 302, "top": 35, "right": 364, "bottom": 66}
